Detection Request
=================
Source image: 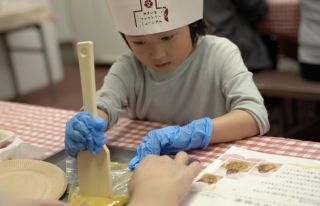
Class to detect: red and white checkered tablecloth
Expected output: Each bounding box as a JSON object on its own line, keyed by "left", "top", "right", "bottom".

{"left": 258, "top": 0, "right": 300, "bottom": 39}
{"left": 1, "top": 101, "right": 319, "bottom": 166}
{"left": 0, "top": 101, "right": 76, "bottom": 159}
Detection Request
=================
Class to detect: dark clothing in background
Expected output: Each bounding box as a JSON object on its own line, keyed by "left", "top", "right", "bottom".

{"left": 204, "top": 0, "right": 272, "bottom": 71}
{"left": 300, "top": 63, "right": 320, "bottom": 82}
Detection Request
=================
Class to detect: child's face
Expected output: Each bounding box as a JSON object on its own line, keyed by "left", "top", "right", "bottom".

{"left": 125, "top": 26, "right": 193, "bottom": 73}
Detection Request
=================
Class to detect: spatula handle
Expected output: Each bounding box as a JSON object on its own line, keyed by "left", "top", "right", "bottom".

{"left": 77, "top": 41, "right": 97, "bottom": 117}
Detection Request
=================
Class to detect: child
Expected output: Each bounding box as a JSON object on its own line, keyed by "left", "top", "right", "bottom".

{"left": 65, "top": 0, "right": 269, "bottom": 170}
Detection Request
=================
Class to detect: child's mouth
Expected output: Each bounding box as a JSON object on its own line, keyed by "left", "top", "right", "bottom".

{"left": 155, "top": 62, "right": 171, "bottom": 68}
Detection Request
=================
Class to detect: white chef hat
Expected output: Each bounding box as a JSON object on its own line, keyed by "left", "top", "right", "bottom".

{"left": 106, "top": 0, "right": 203, "bottom": 35}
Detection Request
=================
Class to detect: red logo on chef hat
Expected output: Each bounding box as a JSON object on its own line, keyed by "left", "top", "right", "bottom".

{"left": 144, "top": 0, "right": 153, "bottom": 8}
{"left": 134, "top": 0, "right": 169, "bottom": 28}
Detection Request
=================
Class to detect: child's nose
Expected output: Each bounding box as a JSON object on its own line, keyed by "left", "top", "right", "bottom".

{"left": 149, "top": 45, "right": 166, "bottom": 60}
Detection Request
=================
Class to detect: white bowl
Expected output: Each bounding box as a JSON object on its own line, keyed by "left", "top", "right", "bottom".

{"left": 0, "top": 130, "right": 14, "bottom": 148}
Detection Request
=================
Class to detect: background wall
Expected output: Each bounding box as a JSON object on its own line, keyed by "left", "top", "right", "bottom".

{"left": 0, "top": 0, "right": 129, "bottom": 100}
{"left": 0, "top": 0, "right": 64, "bottom": 99}
{"left": 56, "top": 0, "right": 128, "bottom": 64}
{"left": 50, "top": 0, "right": 74, "bottom": 43}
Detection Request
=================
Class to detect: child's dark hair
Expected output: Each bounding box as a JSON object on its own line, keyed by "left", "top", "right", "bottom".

{"left": 189, "top": 19, "right": 209, "bottom": 46}
{"left": 121, "top": 19, "right": 209, "bottom": 47}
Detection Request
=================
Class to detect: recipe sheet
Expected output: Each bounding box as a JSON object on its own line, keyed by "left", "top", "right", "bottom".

{"left": 183, "top": 147, "right": 320, "bottom": 206}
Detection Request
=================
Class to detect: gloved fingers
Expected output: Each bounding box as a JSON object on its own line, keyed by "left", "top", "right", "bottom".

{"left": 76, "top": 111, "right": 91, "bottom": 119}
{"left": 68, "top": 129, "right": 106, "bottom": 155}
{"left": 86, "top": 133, "right": 106, "bottom": 155}
{"left": 144, "top": 138, "right": 161, "bottom": 155}
{"left": 73, "top": 111, "right": 92, "bottom": 128}
{"left": 162, "top": 118, "right": 213, "bottom": 154}
{"left": 65, "top": 137, "right": 86, "bottom": 153}
{"left": 145, "top": 125, "right": 185, "bottom": 155}
{"left": 65, "top": 116, "right": 88, "bottom": 144}
{"left": 66, "top": 130, "right": 87, "bottom": 144}
{"left": 135, "top": 142, "right": 147, "bottom": 158}
{"left": 158, "top": 127, "right": 186, "bottom": 153}
{"left": 71, "top": 122, "right": 91, "bottom": 143}
{"left": 77, "top": 112, "right": 96, "bottom": 128}
{"left": 65, "top": 111, "right": 107, "bottom": 157}
{"left": 129, "top": 131, "right": 168, "bottom": 170}
{"left": 137, "top": 140, "right": 161, "bottom": 158}
{"left": 86, "top": 133, "right": 95, "bottom": 153}
{"left": 94, "top": 117, "right": 108, "bottom": 131}
{"left": 74, "top": 141, "right": 87, "bottom": 151}
{"left": 147, "top": 126, "right": 178, "bottom": 146}
{"left": 131, "top": 142, "right": 161, "bottom": 170}
{"left": 78, "top": 113, "right": 107, "bottom": 132}
{"left": 90, "top": 133, "right": 107, "bottom": 155}
{"left": 91, "top": 143, "right": 103, "bottom": 155}
{"left": 129, "top": 145, "right": 151, "bottom": 170}
{"left": 93, "top": 133, "right": 107, "bottom": 146}
{"left": 128, "top": 156, "right": 140, "bottom": 170}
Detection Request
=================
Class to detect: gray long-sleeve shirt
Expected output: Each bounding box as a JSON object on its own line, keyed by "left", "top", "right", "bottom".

{"left": 96, "top": 35, "right": 269, "bottom": 135}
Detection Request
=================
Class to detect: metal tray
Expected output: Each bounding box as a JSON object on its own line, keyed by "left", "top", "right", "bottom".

{"left": 45, "top": 146, "right": 136, "bottom": 172}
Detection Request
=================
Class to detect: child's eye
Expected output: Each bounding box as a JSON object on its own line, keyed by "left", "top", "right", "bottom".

{"left": 161, "top": 35, "right": 174, "bottom": 41}
{"left": 133, "top": 41, "right": 145, "bottom": 45}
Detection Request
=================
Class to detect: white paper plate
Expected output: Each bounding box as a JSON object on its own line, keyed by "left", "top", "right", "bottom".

{"left": 0, "top": 159, "right": 67, "bottom": 200}
{"left": 0, "top": 130, "right": 14, "bottom": 148}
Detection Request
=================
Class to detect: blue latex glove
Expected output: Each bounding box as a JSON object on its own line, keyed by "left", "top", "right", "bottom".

{"left": 129, "top": 117, "right": 213, "bottom": 170}
{"left": 65, "top": 111, "right": 107, "bottom": 158}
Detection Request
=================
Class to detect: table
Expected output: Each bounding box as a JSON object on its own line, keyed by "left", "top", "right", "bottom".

{"left": 1, "top": 101, "right": 319, "bottom": 167}
{"left": 258, "top": 0, "right": 300, "bottom": 40}
{"left": 0, "top": 101, "right": 74, "bottom": 159}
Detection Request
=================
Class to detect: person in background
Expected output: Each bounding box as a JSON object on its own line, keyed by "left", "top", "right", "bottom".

{"left": 65, "top": 0, "right": 269, "bottom": 170}
{"left": 204, "top": 0, "right": 274, "bottom": 72}
{"left": 298, "top": 0, "right": 320, "bottom": 82}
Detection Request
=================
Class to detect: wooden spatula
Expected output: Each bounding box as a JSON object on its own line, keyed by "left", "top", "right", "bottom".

{"left": 76, "top": 41, "right": 113, "bottom": 197}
